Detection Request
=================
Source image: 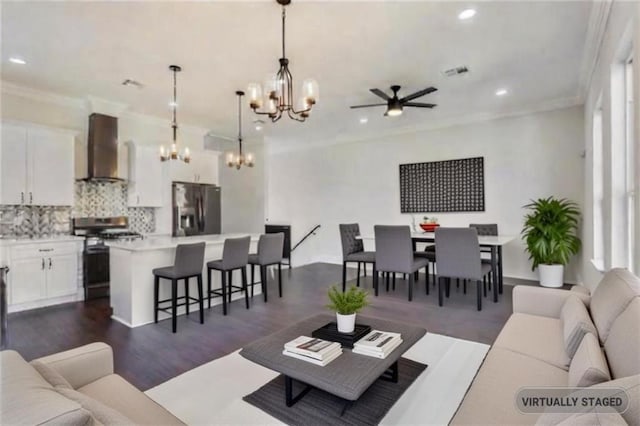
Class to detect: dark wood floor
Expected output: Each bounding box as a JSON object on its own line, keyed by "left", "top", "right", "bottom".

{"left": 6, "top": 263, "right": 513, "bottom": 391}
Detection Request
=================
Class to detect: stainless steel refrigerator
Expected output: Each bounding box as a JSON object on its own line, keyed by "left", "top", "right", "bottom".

{"left": 172, "top": 182, "right": 221, "bottom": 236}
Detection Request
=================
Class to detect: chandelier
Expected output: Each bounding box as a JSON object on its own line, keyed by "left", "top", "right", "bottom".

{"left": 226, "top": 91, "right": 255, "bottom": 169}
{"left": 160, "top": 65, "right": 191, "bottom": 163}
{"left": 247, "top": 0, "right": 318, "bottom": 123}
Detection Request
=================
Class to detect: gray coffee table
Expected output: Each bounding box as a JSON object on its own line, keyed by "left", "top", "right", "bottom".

{"left": 240, "top": 314, "right": 426, "bottom": 411}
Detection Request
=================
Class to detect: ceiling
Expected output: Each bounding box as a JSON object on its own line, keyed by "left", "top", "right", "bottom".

{"left": 1, "top": 1, "right": 592, "bottom": 143}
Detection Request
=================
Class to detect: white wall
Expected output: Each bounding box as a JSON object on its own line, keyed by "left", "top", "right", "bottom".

{"left": 266, "top": 106, "right": 585, "bottom": 283}
{"left": 582, "top": 1, "right": 640, "bottom": 291}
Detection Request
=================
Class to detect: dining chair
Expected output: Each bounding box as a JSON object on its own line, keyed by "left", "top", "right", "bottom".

{"left": 153, "top": 242, "right": 206, "bottom": 333}
{"left": 339, "top": 224, "right": 376, "bottom": 291}
{"left": 469, "top": 223, "right": 499, "bottom": 290}
{"left": 373, "top": 225, "right": 429, "bottom": 301}
{"left": 435, "top": 227, "right": 492, "bottom": 311}
{"left": 248, "top": 233, "right": 285, "bottom": 302}
{"left": 206, "top": 236, "right": 251, "bottom": 315}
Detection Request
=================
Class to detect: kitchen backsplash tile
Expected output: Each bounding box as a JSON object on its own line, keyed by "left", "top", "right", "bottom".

{"left": 1, "top": 181, "right": 156, "bottom": 238}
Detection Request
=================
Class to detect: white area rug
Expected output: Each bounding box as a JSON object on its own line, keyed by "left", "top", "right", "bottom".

{"left": 145, "top": 333, "right": 489, "bottom": 425}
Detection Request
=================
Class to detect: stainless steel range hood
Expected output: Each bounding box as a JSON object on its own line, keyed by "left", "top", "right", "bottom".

{"left": 86, "top": 113, "right": 123, "bottom": 181}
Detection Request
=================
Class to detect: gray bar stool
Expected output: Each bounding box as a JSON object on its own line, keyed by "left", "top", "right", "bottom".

{"left": 153, "top": 242, "right": 206, "bottom": 333}
{"left": 207, "top": 236, "right": 251, "bottom": 315}
{"left": 373, "top": 225, "right": 429, "bottom": 301}
{"left": 248, "top": 233, "right": 285, "bottom": 302}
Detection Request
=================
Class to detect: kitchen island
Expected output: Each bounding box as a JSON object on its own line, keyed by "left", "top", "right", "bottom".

{"left": 108, "top": 234, "right": 260, "bottom": 328}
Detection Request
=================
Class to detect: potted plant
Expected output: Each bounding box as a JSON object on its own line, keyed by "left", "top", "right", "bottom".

{"left": 326, "top": 285, "right": 370, "bottom": 333}
{"left": 521, "top": 197, "right": 581, "bottom": 288}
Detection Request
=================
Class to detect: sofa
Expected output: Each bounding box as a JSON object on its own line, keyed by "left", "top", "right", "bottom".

{"left": 1, "top": 342, "right": 183, "bottom": 425}
{"left": 452, "top": 267, "right": 640, "bottom": 425}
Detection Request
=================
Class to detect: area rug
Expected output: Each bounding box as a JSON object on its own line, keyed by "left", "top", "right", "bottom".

{"left": 243, "top": 358, "right": 427, "bottom": 426}
{"left": 145, "top": 333, "right": 489, "bottom": 425}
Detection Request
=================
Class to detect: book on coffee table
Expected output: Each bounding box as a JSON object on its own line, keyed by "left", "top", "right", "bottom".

{"left": 282, "top": 347, "right": 343, "bottom": 366}
{"left": 352, "top": 330, "right": 403, "bottom": 359}
{"left": 284, "top": 336, "right": 341, "bottom": 361}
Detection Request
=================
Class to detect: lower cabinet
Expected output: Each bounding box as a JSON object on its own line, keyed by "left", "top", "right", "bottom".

{"left": 7, "top": 241, "right": 80, "bottom": 309}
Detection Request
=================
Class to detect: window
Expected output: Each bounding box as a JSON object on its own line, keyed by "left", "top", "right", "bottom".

{"left": 625, "top": 56, "right": 635, "bottom": 272}
{"left": 593, "top": 106, "right": 604, "bottom": 266}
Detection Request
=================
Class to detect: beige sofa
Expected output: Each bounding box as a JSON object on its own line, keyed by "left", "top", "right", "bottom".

{"left": 1, "top": 342, "right": 183, "bottom": 425}
{"left": 452, "top": 268, "right": 640, "bottom": 425}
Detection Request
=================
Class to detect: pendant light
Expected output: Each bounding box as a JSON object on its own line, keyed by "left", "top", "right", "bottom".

{"left": 247, "top": 0, "right": 318, "bottom": 123}
{"left": 160, "top": 65, "right": 191, "bottom": 163}
{"left": 226, "top": 91, "right": 255, "bottom": 170}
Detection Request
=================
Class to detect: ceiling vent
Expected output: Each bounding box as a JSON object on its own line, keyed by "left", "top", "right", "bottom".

{"left": 122, "top": 79, "right": 144, "bottom": 88}
{"left": 442, "top": 66, "right": 469, "bottom": 77}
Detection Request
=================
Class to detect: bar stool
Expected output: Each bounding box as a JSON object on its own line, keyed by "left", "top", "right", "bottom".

{"left": 248, "top": 233, "right": 285, "bottom": 302}
{"left": 153, "top": 242, "right": 206, "bottom": 333}
{"left": 207, "top": 236, "right": 251, "bottom": 315}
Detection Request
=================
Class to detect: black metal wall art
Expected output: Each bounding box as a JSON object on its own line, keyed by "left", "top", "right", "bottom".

{"left": 399, "top": 157, "right": 485, "bottom": 213}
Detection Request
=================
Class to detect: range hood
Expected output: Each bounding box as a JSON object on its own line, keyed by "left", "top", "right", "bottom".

{"left": 86, "top": 113, "right": 123, "bottom": 181}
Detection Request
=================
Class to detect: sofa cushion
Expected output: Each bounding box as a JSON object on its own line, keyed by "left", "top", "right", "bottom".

{"left": 31, "top": 360, "right": 73, "bottom": 389}
{"left": 493, "top": 313, "right": 569, "bottom": 370}
{"left": 569, "top": 334, "right": 611, "bottom": 387}
{"left": 604, "top": 298, "right": 640, "bottom": 379}
{"left": 561, "top": 296, "right": 598, "bottom": 359}
{"left": 1, "top": 350, "right": 92, "bottom": 426}
{"left": 78, "top": 374, "right": 184, "bottom": 425}
{"left": 592, "top": 374, "right": 640, "bottom": 426}
{"left": 450, "top": 347, "right": 568, "bottom": 425}
{"left": 570, "top": 285, "right": 591, "bottom": 296}
{"left": 590, "top": 268, "right": 640, "bottom": 344}
{"left": 536, "top": 409, "right": 627, "bottom": 425}
{"left": 57, "top": 387, "right": 135, "bottom": 425}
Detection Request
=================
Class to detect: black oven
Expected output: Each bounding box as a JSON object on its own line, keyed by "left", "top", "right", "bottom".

{"left": 84, "top": 244, "right": 110, "bottom": 300}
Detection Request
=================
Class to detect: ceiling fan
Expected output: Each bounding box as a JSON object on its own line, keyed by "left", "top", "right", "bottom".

{"left": 350, "top": 85, "right": 437, "bottom": 117}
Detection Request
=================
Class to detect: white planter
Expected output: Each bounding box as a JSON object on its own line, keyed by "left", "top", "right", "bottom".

{"left": 539, "top": 264, "right": 564, "bottom": 288}
{"left": 336, "top": 313, "right": 356, "bottom": 333}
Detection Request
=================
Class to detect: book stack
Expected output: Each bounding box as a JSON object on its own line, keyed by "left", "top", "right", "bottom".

{"left": 352, "top": 330, "right": 403, "bottom": 359}
{"left": 283, "top": 336, "right": 343, "bottom": 366}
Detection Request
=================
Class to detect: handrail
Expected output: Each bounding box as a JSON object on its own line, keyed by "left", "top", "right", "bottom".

{"left": 291, "top": 224, "right": 321, "bottom": 252}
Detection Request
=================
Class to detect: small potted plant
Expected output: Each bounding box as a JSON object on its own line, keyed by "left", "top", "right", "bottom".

{"left": 326, "top": 285, "right": 370, "bottom": 333}
{"left": 521, "top": 197, "right": 581, "bottom": 287}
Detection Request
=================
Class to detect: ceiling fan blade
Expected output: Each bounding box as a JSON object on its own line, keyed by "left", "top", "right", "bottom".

{"left": 399, "top": 87, "right": 437, "bottom": 103}
{"left": 370, "top": 88, "right": 391, "bottom": 100}
{"left": 404, "top": 102, "right": 437, "bottom": 108}
{"left": 350, "top": 103, "right": 388, "bottom": 109}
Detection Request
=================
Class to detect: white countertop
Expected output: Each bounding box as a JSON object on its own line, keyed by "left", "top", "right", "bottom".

{"left": 0, "top": 236, "right": 85, "bottom": 246}
{"left": 107, "top": 233, "right": 261, "bottom": 252}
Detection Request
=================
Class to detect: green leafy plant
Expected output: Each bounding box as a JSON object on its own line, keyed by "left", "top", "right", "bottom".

{"left": 521, "top": 197, "right": 581, "bottom": 270}
{"left": 326, "top": 285, "right": 370, "bottom": 315}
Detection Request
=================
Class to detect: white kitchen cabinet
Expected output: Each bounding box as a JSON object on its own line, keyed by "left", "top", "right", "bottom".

{"left": 127, "top": 142, "right": 163, "bottom": 207}
{"left": 0, "top": 124, "right": 28, "bottom": 205}
{"left": 169, "top": 149, "right": 220, "bottom": 184}
{"left": 7, "top": 241, "right": 81, "bottom": 310}
{"left": 0, "top": 122, "right": 75, "bottom": 206}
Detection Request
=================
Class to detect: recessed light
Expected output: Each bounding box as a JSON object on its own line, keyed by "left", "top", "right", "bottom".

{"left": 168, "top": 101, "right": 178, "bottom": 107}
{"left": 254, "top": 119, "right": 264, "bottom": 131}
{"left": 458, "top": 8, "right": 476, "bottom": 20}
{"left": 495, "top": 88, "right": 508, "bottom": 96}
{"left": 359, "top": 117, "right": 368, "bottom": 124}
{"left": 9, "top": 57, "right": 26, "bottom": 65}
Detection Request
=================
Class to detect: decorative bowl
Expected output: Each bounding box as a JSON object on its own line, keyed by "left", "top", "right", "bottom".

{"left": 419, "top": 223, "right": 440, "bottom": 232}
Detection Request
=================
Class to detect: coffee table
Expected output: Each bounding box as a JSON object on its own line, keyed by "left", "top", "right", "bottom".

{"left": 240, "top": 314, "right": 426, "bottom": 412}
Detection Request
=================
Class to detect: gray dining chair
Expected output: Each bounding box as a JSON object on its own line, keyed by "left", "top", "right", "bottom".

{"left": 373, "top": 225, "right": 429, "bottom": 301}
{"left": 339, "top": 224, "right": 376, "bottom": 291}
{"left": 435, "top": 228, "right": 492, "bottom": 311}
{"left": 153, "top": 242, "right": 206, "bottom": 333}
{"left": 248, "top": 233, "right": 285, "bottom": 302}
{"left": 206, "top": 236, "right": 251, "bottom": 315}
{"left": 470, "top": 223, "right": 499, "bottom": 290}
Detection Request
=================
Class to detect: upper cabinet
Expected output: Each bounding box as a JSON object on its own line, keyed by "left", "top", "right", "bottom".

{"left": 127, "top": 142, "right": 163, "bottom": 207}
{"left": 0, "top": 123, "right": 75, "bottom": 206}
{"left": 170, "top": 149, "right": 220, "bottom": 185}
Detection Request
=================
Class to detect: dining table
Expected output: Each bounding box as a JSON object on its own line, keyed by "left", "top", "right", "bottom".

{"left": 357, "top": 232, "right": 516, "bottom": 303}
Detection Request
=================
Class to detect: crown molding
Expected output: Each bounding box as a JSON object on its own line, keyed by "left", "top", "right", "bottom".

{"left": 268, "top": 96, "right": 583, "bottom": 154}
{"left": 1, "top": 80, "right": 85, "bottom": 110}
{"left": 85, "top": 96, "right": 129, "bottom": 117}
{"left": 577, "top": 0, "right": 613, "bottom": 100}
